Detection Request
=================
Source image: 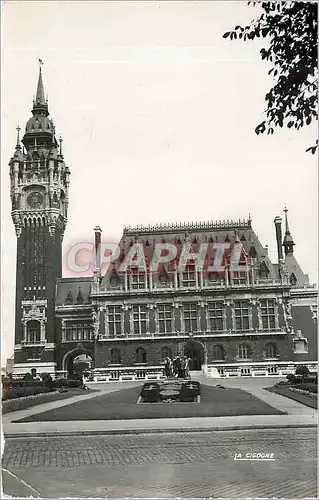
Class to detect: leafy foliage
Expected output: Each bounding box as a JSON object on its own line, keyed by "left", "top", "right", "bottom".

{"left": 223, "top": 2, "right": 318, "bottom": 152}
{"left": 295, "top": 364, "right": 310, "bottom": 377}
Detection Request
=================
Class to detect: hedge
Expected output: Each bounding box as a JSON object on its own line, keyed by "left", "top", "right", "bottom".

{"left": 294, "top": 383, "right": 317, "bottom": 394}
{"left": 2, "top": 386, "right": 55, "bottom": 401}
{"left": 286, "top": 374, "right": 317, "bottom": 385}
{"left": 2, "top": 376, "right": 84, "bottom": 400}
{"left": 53, "top": 378, "right": 83, "bottom": 388}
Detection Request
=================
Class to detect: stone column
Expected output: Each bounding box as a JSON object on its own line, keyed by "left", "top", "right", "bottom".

{"left": 61, "top": 319, "right": 66, "bottom": 343}
{"left": 274, "top": 299, "right": 280, "bottom": 330}
{"left": 40, "top": 319, "right": 46, "bottom": 342}
{"left": 174, "top": 268, "right": 178, "bottom": 289}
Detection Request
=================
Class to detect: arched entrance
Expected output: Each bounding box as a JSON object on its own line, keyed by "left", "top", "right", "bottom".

{"left": 63, "top": 348, "right": 94, "bottom": 377}
{"left": 184, "top": 339, "right": 205, "bottom": 370}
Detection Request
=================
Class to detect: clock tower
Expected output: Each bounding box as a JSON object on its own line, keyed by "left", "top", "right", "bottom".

{"left": 9, "top": 64, "right": 70, "bottom": 376}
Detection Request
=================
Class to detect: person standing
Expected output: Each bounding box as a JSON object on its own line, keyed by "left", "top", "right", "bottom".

{"left": 185, "top": 357, "right": 191, "bottom": 379}
{"left": 164, "top": 357, "right": 171, "bottom": 378}
{"left": 173, "top": 356, "right": 181, "bottom": 378}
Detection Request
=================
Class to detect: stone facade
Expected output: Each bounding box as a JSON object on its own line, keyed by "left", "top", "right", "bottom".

{"left": 10, "top": 67, "right": 318, "bottom": 378}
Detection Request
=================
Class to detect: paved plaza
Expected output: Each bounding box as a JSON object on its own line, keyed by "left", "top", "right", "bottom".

{"left": 2, "top": 376, "right": 317, "bottom": 498}
{"left": 2, "top": 428, "right": 317, "bottom": 498}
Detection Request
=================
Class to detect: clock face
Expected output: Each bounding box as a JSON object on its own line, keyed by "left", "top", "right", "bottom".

{"left": 27, "top": 191, "right": 44, "bottom": 209}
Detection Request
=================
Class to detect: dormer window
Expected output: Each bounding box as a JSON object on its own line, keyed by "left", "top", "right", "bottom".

{"left": 290, "top": 273, "right": 297, "bottom": 286}
{"left": 130, "top": 269, "right": 146, "bottom": 290}
{"left": 65, "top": 291, "right": 73, "bottom": 304}
{"left": 259, "top": 261, "right": 269, "bottom": 279}
{"left": 182, "top": 264, "right": 196, "bottom": 287}
{"left": 76, "top": 288, "right": 84, "bottom": 304}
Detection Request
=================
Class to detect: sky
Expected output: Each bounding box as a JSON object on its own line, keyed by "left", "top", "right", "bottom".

{"left": 1, "top": 1, "right": 317, "bottom": 364}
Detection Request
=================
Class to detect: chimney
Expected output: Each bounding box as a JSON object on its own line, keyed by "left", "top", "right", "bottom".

{"left": 274, "top": 216, "right": 283, "bottom": 262}
{"left": 94, "top": 226, "right": 102, "bottom": 276}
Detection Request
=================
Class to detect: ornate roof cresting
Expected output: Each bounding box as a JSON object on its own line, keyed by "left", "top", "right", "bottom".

{"left": 123, "top": 218, "right": 252, "bottom": 234}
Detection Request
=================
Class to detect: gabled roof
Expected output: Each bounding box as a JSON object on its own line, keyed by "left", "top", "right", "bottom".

{"left": 100, "top": 219, "right": 279, "bottom": 288}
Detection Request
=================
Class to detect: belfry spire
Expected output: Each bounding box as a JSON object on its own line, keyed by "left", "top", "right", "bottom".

{"left": 32, "top": 60, "right": 48, "bottom": 116}
{"left": 283, "top": 206, "right": 295, "bottom": 255}
{"left": 35, "top": 65, "right": 45, "bottom": 105}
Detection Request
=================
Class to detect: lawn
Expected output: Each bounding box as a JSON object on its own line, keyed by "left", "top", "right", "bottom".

{"left": 14, "top": 383, "right": 284, "bottom": 422}
{"left": 266, "top": 385, "right": 317, "bottom": 409}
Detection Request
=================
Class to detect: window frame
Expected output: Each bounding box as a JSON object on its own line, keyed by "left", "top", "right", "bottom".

{"left": 107, "top": 305, "right": 122, "bottom": 336}
{"left": 234, "top": 301, "right": 250, "bottom": 331}
{"left": 207, "top": 301, "right": 224, "bottom": 331}
{"left": 238, "top": 343, "right": 252, "bottom": 360}
{"left": 110, "top": 348, "right": 122, "bottom": 365}
{"left": 157, "top": 303, "right": 173, "bottom": 334}
{"left": 260, "top": 299, "right": 276, "bottom": 330}
{"left": 132, "top": 304, "right": 147, "bottom": 335}
{"left": 183, "top": 302, "right": 198, "bottom": 333}
{"left": 181, "top": 264, "right": 196, "bottom": 288}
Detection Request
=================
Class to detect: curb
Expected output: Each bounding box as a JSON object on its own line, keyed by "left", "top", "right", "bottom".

{"left": 4, "top": 423, "right": 317, "bottom": 438}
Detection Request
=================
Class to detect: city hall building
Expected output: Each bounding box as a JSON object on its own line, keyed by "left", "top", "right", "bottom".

{"left": 10, "top": 67, "right": 318, "bottom": 380}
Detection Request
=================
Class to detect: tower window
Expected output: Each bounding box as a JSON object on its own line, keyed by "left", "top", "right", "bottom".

{"left": 26, "top": 320, "right": 41, "bottom": 343}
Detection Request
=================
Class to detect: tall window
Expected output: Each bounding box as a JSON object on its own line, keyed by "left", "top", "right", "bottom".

{"left": 265, "top": 343, "right": 278, "bottom": 359}
{"left": 207, "top": 302, "right": 224, "bottom": 331}
{"left": 161, "top": 346, "right": 172, "bottom": 360}
{"left": 64, "top": 322, "right": 92, "bottom": 342}
{"left": 158, "top": 304, "right": 173, "bottom": 334}
{"left": 212, "top": 344, "right": 225, "bottom": 361}
{"left": 260, "top": 299, "right": 276, "bottom": 330}
{"left": 107, "top": 306, "right": 122, "bottom": 336}
{"left": 234, "top": 301, "right": 250, "bottom": 330}
{"left": 133, "top": 305, "right": 147, "bottom": 335}
{"left": 238, "top": 343, "right": 252, "bottom": 360}
{"left": 130, "top": 269, "right": 146, "bottom": 290}
{"left": 136, "top": 347, "right": 147, "bottom": 363}
{"left": 110, "top": 348, "right": 121, "bottom": 364}
{"left": 182, "top": 265, "right": 196, "bottom": 287}
{"left": 27, "top": 320, "right": 40, "bottom": 343}
{"left": 183, "top": 303, "right": 198, "bottom": 333}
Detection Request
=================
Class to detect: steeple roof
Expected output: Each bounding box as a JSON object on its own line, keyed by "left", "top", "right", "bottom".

{"left": 35, "top": 66, "right": 46, "bottom": 105}
{"left": 22, "top": 62, "right": 58, "bottom": 152}
{"left": 283, "top": 207, "right": 295, "bottom": 253}
{"left": 32, "top": 63, "right": 49, "bottom": 117}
